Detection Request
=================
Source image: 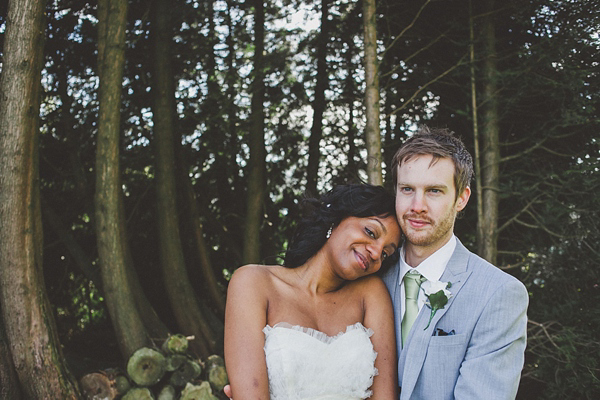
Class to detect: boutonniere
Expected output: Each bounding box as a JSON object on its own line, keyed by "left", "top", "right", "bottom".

{"left": 421, "top": 280, "right": 452, "bottom": 330}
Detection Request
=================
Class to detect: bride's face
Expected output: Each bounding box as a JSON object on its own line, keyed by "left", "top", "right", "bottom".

{"left": 326, "top": 215, "right": 401, "bottom": 280}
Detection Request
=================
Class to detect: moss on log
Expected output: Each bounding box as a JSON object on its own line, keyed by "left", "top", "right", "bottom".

{"left": 169, "top": 359, "right": 202, "bottom": 387}
{"left": 180, "top": 381, "right": 218, "bottom": 400}
{"left": 122, "top": 387, "right": 154, "bottom": 400}
{"left": 205, "top": 355, "right": 228, "bottom": 391}
{"left": 161, "top": 334, "right": 190, "bottom": 355}
{"left": 127, "top": 348, "right": 166, "bottom": 386}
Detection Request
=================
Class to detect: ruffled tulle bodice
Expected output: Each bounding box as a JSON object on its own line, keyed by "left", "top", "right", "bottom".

{"left": 263, "top": 322, "right": 378, "bottom": 400}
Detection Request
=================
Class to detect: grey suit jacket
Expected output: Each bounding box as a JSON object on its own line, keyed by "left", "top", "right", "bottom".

{"left": 381, "top": 239, "right": 528, "bottom": 400}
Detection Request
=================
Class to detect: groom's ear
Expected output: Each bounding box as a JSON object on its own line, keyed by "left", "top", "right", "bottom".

{"left": 455, "top": 186, "right": 471, "bottom": 212}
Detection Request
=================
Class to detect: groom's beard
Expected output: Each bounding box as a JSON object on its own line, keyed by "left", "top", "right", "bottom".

{"left": 401, "top": 207, "right": 456, "bottom": 248}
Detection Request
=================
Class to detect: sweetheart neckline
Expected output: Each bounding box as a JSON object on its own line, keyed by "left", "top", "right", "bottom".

{"left": 263, "top": 322, "right": 374, "bottom": 343}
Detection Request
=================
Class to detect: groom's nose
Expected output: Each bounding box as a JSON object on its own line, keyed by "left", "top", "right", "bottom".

{"left": 411, "top": 191, "right": 427, "bottom": 213}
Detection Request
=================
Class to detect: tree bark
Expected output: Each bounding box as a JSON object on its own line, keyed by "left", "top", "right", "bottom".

{"left": 96, "top": 0, "right": 150, "bottom": 358}
{"left": 363, "top": 0, "right": 383, "bottom": 185}
{"left": 343, "top": 34, "right": 359, "bottom": 180}
{"left": 469, "top": 0, "right": 485, "bottom": 258}
{"left": 206, "top": 0, "right": 237, "bottom": 211}
{"left": 242, "top": 0, "right": 267, "bottom": 264}
{"left": 382, "top": 66, "right": 394, "bottom": 181}
{"left": 180, "top": 174, "right": 226, "bottom": 316}
{"left": 0, "top": 0, "right": 80, "bottom": 397}
{"left": 224, "top": 0, "right": 242, "bottom": 198}
{"left": 186, "top": 0, "right": 227, "bottom": 317}
{"left": 306, "top": 0, "right": 330, "bottom": 195}
{"left": 0, "top": 309, "right": 21, "bottom": 399}
{"left": 119, "top": 196, "right": 171, "bottom": 340}
{"left": 479, "top": 0, "right": 500, "bottom": 264}
{"left": 152, "top": 0, "right": 215, "bottom": 358}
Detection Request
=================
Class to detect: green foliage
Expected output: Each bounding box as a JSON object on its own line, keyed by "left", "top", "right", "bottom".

{"left": 54, "top": 272, "right": 106, "bottom": 334}
{"left": 2, "top": 0, "right": 595, "bottom": 397}
{"left": 523, "top": 270, "right": 600, "bottom": 398}
{"left": 520, "top": 157, "right": 600, "bottom": 398}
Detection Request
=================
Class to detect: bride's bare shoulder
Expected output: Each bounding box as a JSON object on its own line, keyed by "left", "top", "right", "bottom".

{"left": 345, "top": 274, "right": 389, "bottom": 299}
{"left": 229, "top": 264, "right": 287, "bottom": 286}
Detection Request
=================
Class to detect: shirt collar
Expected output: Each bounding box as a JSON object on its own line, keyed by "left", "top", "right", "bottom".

{"left": 398, "top": 235, "right": 457, "bottom": 283}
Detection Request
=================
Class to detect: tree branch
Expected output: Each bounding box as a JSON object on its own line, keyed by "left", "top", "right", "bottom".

{"left": 381, "top": 0, "right": 432, "bottom": 61}
{"left": 381, "top": 31, "right": 448, "bottom": 84}
{"left": 498, "top": 193, "right": 543, "bottom": 233}
{"left": 389, "top": 54, "right": 468, "bottom": 116}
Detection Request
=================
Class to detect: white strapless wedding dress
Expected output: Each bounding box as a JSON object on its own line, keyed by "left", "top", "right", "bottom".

{"left": 263, "top": 322, "right": 378, "bottom": 399}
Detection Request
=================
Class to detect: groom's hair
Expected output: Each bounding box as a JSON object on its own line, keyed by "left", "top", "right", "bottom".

{"left": 391, "top": 125, "right": 473, "bottom": 201}
{"left": 284, "top": 183, "right": 398, "bottom": 269}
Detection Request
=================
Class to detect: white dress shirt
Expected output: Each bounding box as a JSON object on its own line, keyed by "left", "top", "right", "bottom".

{"left": 398, "top": 235, "right": 457, "bottom": 321}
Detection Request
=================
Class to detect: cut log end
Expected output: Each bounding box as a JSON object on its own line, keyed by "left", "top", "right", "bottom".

{"left": 169, "top": 359, "right": 202, "bottom": 387}
{"left": 206, "top": 355, "right": 228, "bottom": 391}
{"left": 161, "top": 333, "right": 189, "bottom": 355}
{"left": 80, "top": 372, "right": 118, "bottom": 400}
{"left": 180, "top": 381, "right": 219, "bottom": 400}
{"left": 127, "top": 347, "right": 167, "bottom": 387}
{"left": 122, "top": 387, "right": 155, "bottom": 400}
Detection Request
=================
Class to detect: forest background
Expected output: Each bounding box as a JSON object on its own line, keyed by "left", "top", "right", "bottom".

{"left": 0, "top": 0, "right": 599, "bottom": 398}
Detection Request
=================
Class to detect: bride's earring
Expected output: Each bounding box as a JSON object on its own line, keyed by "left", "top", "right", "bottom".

{"left": 326, "top": 225, "right": 333, "bottom": 239}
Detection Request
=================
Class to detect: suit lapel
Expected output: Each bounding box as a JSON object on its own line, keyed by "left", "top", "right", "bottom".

{"left": 399, "top": 240, "right": 473, "bottom": 399}
{"left": 382, "top": 261, "right": 405, "bottom": 370}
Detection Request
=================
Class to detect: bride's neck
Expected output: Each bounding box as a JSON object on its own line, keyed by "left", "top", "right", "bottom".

{"left": 296, "top": 253, "right": 345, "bottom": 294}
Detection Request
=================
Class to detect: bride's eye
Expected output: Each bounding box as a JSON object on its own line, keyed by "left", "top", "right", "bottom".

{"left": 365, "top": 228, "right": 376, "bottom": 239}
{"left": 382, "top": 251, "right": 389, "bottom": 261}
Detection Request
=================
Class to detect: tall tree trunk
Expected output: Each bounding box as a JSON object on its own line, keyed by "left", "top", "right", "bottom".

{"left": 207, "top": 0, "right": 235, "bottom": 211}
{"left": 224, "top": 0, "right": 242, "bottom": 206}
{"left": 180, "top": 174, "right": 227, "bottom": 316}
{"left": 479, "top": 0, "right": 500, "bottom": 264}
{"left": 469, "top": 0, "right": 485, "bottom": 257}
{"left": 242, "top": 0, "right": 267, "bottom": 264}
{"left": 0, "top": 0, "right": 80, "bottom": 397}
{"left": 343, "top": 35, "right": 359, "bottom": 180}
{"left": 382, "top": 60, "right": 394, "bottom": 182}
{"left": 363, "top": 0, "right": 383, "bottom": 185}
{"left": 119, "top": 196, "right": 171, "bottom": 340}
{"left": 347, "top": 95, "right": 358, "bottom": 180}
{"left": 196, "top": 0, "right": 228, "bottom": 316}
{"left": 96, "top": 0, "right": 150, "bottom": 358}
{"left": 151, "top": 0, "right": 215, "bottom": 358}
{"left": 306, "top": 0, "right": 330, "bottom": 195}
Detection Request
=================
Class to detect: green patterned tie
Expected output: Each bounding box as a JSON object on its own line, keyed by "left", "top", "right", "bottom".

{"left": 401, "top": 272, "right": 426, "bottom": 346}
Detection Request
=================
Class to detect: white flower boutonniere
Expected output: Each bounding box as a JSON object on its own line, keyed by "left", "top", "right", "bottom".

{"left": 421, "top": 280, "right": 452, "bottom": 330}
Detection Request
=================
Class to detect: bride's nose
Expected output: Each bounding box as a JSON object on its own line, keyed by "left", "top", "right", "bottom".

{"left": 366, "top": 242, "right": 384, "bottom": 262}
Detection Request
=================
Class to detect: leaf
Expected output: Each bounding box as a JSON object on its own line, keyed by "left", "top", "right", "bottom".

{"left": 428, "top": 290, "right": 449, "bottom": 309}
{"left": 423, "top": 290, "right": 450, "bottom": 330}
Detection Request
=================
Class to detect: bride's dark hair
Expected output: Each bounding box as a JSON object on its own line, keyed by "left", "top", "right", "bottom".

{"left": 284, "top": 183, "right": 399, "bottom": 269}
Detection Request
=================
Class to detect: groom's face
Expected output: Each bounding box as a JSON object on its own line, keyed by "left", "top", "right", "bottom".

{"left": 395, "top": 155, "right": 470, "bottom": 254}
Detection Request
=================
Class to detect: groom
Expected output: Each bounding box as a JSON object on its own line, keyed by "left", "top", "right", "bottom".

{"left": 224, "top": 126, "right": 528, "bottom": 399}
{"left": 383, "top": 125, "right": 528, "bottom": 399}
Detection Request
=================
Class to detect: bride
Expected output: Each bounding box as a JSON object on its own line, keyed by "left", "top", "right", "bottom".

{"left": 224, "top": 184, "right": 401, "bottom": 399}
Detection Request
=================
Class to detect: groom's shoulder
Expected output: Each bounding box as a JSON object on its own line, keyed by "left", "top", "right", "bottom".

{"left": 378, "top": 259, "right": 400, "bottom": 288}
{"left": 462, "top": 246, "right": 526, "bottom": 293}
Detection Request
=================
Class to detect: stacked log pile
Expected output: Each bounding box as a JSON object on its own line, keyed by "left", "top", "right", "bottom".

{"left": 80, "top": 334, "right": 229, "bottom": 400}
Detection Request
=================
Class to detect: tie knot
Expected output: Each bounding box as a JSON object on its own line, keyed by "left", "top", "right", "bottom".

{"left": 404, "top": 273, "right": 425, "bottom": 300}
